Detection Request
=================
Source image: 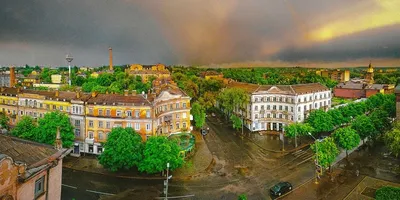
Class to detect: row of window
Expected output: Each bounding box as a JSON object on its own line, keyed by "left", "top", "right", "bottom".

{"left": 253, "top": 93, "right": 330, "bottom": 103}
{"left": 87, "top": 120, "right": 152, "bottom": 131}
{"left": 0, "top": 99, "right": 16, "bottom": 105}
{"left": 88, "top": 108, "right": 151, "bottom": 118}
{"left": 297, "top": 100, "right": 330, "bottom": 112}
{"left": 156, "top": 102, "right": 187, "bottom": 114}
{"left": 255, "top": 105, "right": 294, "bottom": 112}
{"left": 254, "top": 100, "right": 330, "bottom": 112}
{"left": 254, "top": 96, "right": 294, "bottom": 103}
{"left": 255, "top": 113, "right": 294, "bottom": 121}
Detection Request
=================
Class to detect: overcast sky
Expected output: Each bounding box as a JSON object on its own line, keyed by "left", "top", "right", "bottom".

{"left": 1, "top": 0, "right": 399, "bottom": 66}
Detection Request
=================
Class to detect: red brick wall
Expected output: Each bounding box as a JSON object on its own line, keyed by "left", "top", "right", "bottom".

{"left": 334, "top": 88, "right": 365, "bottom": 99}
{"left": 366, "top": 90, "right": 379, "bottom": 98}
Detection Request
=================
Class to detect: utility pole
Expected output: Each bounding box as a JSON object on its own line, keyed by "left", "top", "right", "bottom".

{"left": 164, "top": 163, "right": 172, "bottom": 200}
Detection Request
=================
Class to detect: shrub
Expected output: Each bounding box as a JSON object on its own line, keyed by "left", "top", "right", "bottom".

{"left": 375, "top": 186, "right": 400, "bottom": 200}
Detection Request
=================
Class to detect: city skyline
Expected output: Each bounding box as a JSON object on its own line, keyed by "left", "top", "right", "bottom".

{"left": 0, "top": 0, "right": 400, "bottom": 66}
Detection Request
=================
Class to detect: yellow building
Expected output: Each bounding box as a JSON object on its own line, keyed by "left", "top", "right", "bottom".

{"left": 51, "top": 74, "right": 62, "bottom": 84}
{"left": 316, "top": 69, "right": 350, "bottom": 82}
{"left": 0, "top": 83, "right": 192, "bottom": 155}
{"left": 200, "top": 71, "right": 224, "bottom": 80}
{"left": 90, "top": 72, "right": 99, "bottom": 78}
{"left": 151, "top": 78, "right": 192, "bottom": 135}
{"left": 126, "top": 63, "right": 170, "bottom": 83}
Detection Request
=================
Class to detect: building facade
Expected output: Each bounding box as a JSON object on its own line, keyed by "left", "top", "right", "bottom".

{"left": 0, "top": 135, "right": 70, "bottom": 200}
{"left": 224, "top": 81, "right": 331, "bottom": 132}
{"left": 126, "top": 64, "right": 170, "bottom": 82}
{"left": 334, "top": 80, "right": 395, "bottom": 99}
{"left": 151, "top": 78, "right": 192, "bottom": 136}
{"left": 316, "top": 69, "right": 350, "bottom": 82}
{"left": 0, "top": 82, "right": 191, "bottom": 155}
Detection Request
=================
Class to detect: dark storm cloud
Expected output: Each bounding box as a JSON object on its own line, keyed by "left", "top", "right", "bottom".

{"left": 0, "top": 0, "right": 399, "bottom": 66}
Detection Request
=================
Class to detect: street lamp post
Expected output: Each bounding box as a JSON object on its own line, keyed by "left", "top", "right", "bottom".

{"left": 164, "top": 163, "right": 172, "bottom": 200}
{"left": 66, "top": 54, "right": 73, "bottom": 86}
{"left": 308, "top": 132, "right": 319, "bottom": 184}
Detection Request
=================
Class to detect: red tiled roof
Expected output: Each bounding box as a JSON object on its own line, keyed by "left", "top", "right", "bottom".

{"left": 87, "top": 93, "right": 151, "bottom": 106}
{"left": 226, "top": 81, "right": 329, "bottom": 94}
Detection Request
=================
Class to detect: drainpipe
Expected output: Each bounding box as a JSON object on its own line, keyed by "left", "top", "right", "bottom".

{"left": 45, "top": 166, "right": 50, "bottom": 200}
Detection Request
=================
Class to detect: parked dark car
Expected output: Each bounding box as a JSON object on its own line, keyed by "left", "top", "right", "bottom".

{"left": 270, "top": 182, "right": 292, "bottom": 197}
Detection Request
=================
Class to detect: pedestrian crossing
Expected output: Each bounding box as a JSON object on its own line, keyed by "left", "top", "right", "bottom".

{"left": 291, "top": 149, "right": 314, "bottom": 162}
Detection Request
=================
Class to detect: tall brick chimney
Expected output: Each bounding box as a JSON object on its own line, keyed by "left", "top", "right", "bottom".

{"left": 109, "top": 47, "right": 113, "bottom": 71}
{"left": 9, "top": 66, "right": 15, "bottom": 87}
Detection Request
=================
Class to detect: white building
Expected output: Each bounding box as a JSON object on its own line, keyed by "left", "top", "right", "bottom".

{"left": 226, "top": 81, "right": 332, "bottom": 132}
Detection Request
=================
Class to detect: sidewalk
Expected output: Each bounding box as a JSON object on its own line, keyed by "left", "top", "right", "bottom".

{"left": 62, "top": 131, "right": 213, "bottom": 180}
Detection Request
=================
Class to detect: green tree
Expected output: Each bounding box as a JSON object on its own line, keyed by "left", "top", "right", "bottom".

{"left": 217, "top": 88, "right": 249, "bottom": 117}
{"left": 285, "top": 123, "right": 314, "bottom": 147}
{"left": 311, "top": 137, "right": 339, "bottom": 169}
{"left": 82, "top": 81, "right": 97, "bottom": 92}
{"left": 36, "top": 111, "right": 75, "bottom": 147}
{"left": 384, "top": 123, "right": 400, "bottom": 157}
{"left": 139, "top": 137, "right": 184, "bottom": 174}
{"left": 327, "top": 109, "right": 346, "bottom": 127}
{"left": 0, "top": 112, "right": 9, "bottom": 130}
{"left": 230, "top": 115, "right": 242, "bottom": 132}
{"left": 198, "top": 91, "right": 217, "bottom": 111}
{"left": 332, "top": 127, "right": 360, "bottom": 158}
{"left": 306, "top": 109, "right": 334, "bottom": 133}
{"left": 10, "top": 116, "right": 37, "bottom": 140}
{"left": 99, "top": 127, "right": 144, "bottom": 172}
{"left": 369, "top": 110, "right": 391, "bottom": 138}
{"left": 238, "top": 193, "right": 248, "bottom": 200}
{"left": 382, "top": 94, "right": 396, "bottom": 118}
{"left": 351, "top": 115, "right": 375, "bottom": 142}
{"left": 191, "top": 102, "right": 206, "bottom": 128}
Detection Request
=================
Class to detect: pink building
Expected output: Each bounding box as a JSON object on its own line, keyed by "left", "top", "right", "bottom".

{"left": 0, "top": 135, "right": 71, "bottom": 200}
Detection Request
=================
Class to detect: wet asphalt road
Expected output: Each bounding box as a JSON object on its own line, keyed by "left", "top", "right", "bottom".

{"left": 62, "top": 116, "right": 317, "bottom": 200}
{"left": 61, "top": 168, "right": 163, "bottom": 200}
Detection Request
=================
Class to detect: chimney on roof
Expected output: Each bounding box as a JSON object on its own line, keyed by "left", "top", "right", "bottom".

{"left": 9, "top": 66, "right": 15, "bottom": 87}
{"left": 76, "top": 90, "right": 80, "bottom": 99}
{"left": 124, "top": 90, "right": 129, "bottom": 96}
{"left": 109, "top": 47, "right": 113, "bottom": 71}
{"left": 106, "top": 90, "right": 109, "bottom": 94}
{"left": 132, "top": 90, "right": 136, "bottom": 95}
{"left": 55, "top": 89, "right": 59, "bottom": 97}
{"left": 91, "top": 91, "right": 98, "bottom": 97}
{"left": 55, "top": 127, "right": 62, "bottom": 150}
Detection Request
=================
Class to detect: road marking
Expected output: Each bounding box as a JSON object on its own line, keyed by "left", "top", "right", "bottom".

{"left": 62, "top": 184, "right": 77, "bottom": 189}
{"left": 155, "top": 194, "right": 195, "bottom": 199}
{"left": 86, "top": 189, "right": 115, "bottom": 196}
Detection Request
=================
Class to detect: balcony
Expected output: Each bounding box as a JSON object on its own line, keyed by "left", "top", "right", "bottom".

{"left": 85, "top": 137, "right": 94, "bottom": 144}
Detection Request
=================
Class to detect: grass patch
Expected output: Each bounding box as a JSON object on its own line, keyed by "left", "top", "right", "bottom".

{"left": 332, "top": 97, "right": 355, "bottom": 106}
